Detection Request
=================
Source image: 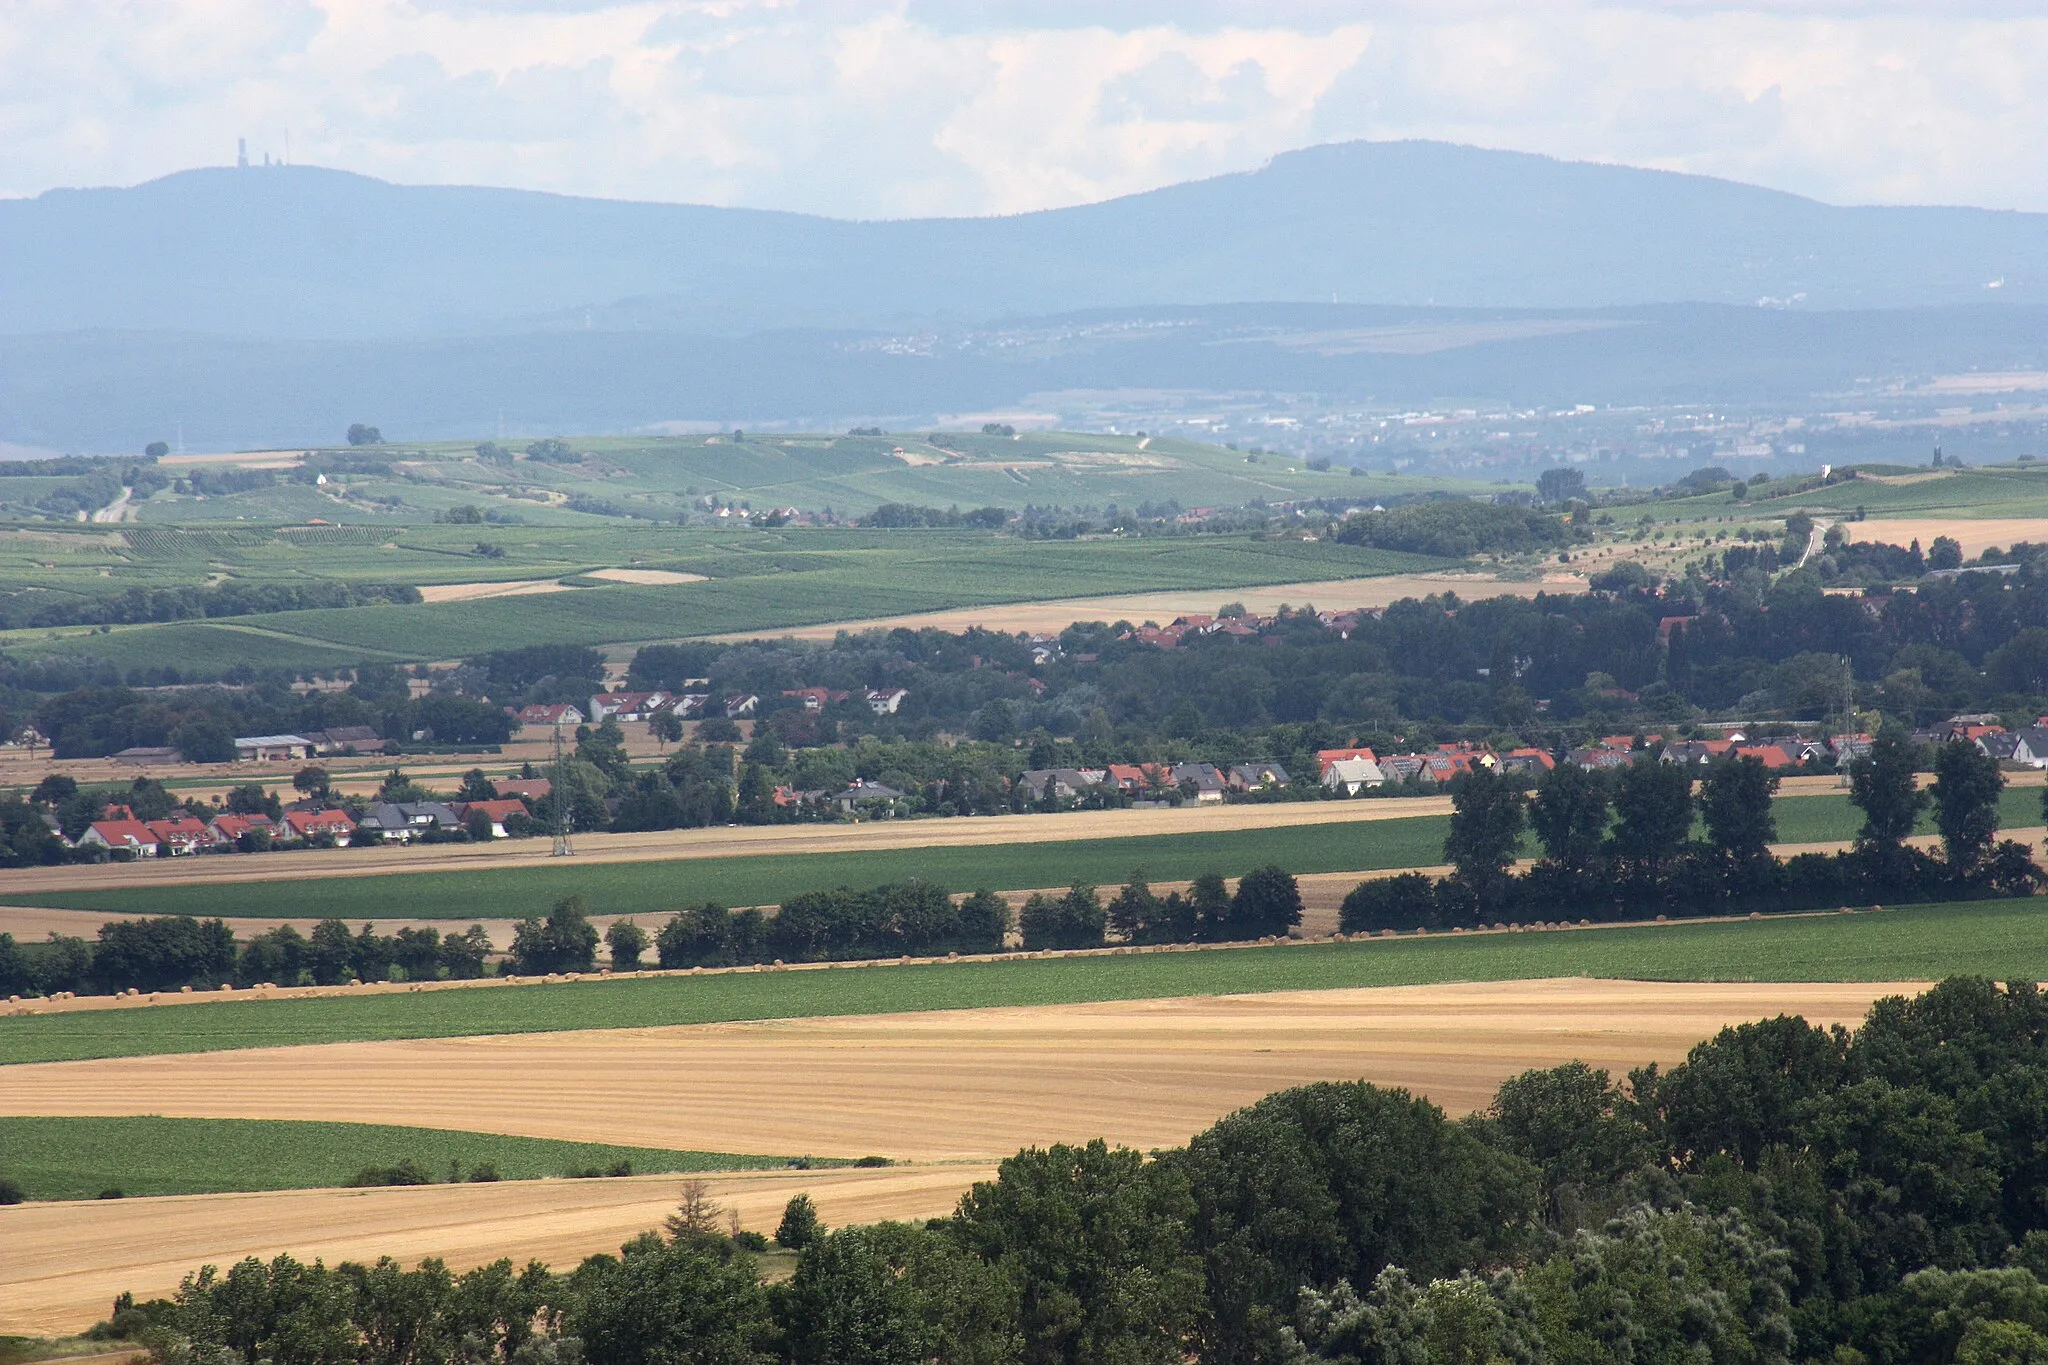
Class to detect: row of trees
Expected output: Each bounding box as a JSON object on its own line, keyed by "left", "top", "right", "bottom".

{"left": 112, "top": 978, "right": 2048, "bottom": 1364}
{"left": 0, "top": 916, "right": 497, "bottom": 996}
{"left": 1345, "top": 738, "right": 2047, "bottom": 932}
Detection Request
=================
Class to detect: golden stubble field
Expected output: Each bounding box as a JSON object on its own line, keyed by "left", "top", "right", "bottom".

{"left": 0, "top": 977, "right": 1915, "bottom": 1333}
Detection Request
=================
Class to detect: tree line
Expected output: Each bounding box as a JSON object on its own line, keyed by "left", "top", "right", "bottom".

{"left": 0, "top": 580, "right": 421, "bottom": 632}
{"left": 95, "top": 978, "right": 2048, "bottom": 1364}
{"left": 1344, "top": 738, "right": 2048, "bottom": 933}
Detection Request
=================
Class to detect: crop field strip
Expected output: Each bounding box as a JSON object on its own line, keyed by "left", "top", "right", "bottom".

{"left": 2, "top": 534, "right": 1443, "bottom": 669}
{"left": 3, "top": 894, "right": 2045, "bottom": 1066}
{"left": 0, "top": 981, "right": 1903, "bottom": 1165}
{"left": 6, "top": 786, "right": 2034, "bottom": 925}
{"left": 0, "top": 1116, "right": 808, "bottom": 1201}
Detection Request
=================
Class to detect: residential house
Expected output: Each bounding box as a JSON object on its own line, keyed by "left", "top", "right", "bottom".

{"left": 1829, "top": 733, "right": 1876, "bottom": 762}
{"left": 673, "top": 694, "right": 711, "bottom": 718}
{"left": 782, "top": 688, "right": 851, "bottom": 715}
{"left": 1661, "top": 740, "right": 1737, "bottom": 767}
{"left": 1171, "top": 762, "right": 1228, "bottom": 802}
{"left": 358, "top": 801, "right": 461, "bottom": 841}
{"left": 493, "top": 778, "right": 552, "bottom": 801}
{"left": 79, "top": 815, "right": 159, "bottom": 856}
{"left": 303, "top": 726, "right": 386, "bottom": 756}
{"left": 1568, "top": 747, "right": 1635, "bottom": 772}
{"left": 1498, "top": 748, "right": 1556, "bottom": 775}
{"left": 234, "top": 734, "right": 316, "bottom": 762}
{"left": 206, "top": 812, "right": 274, "bottom": 846}
{"left": 112, "top": 745, "right": 184, "bottom": 766}
{"left": 1321, "top": 757, "right": 1385, "bottom": 795}
{"left": 833, "top": 780, "right": 905, "bottom": 813}
{"left": 514, "top": 704, "right": 584, "bottom": 727}
{"left": 451, "top": 799, "right": 528, "bottom": 838}
{"left": 283, "top": 809, "right": 357, "bottom": 845}
{"left": 1104, "top": 763, "right": 1171, "bottom": 795}
{"left": 588, "top": 692, "right": 671, "bottom": 722}
{"left": 1733, "top": 744, "right": 1798, "bottom": 770}
{"left": 1019, "top": 768, "right": 1101, "bottom": 802}
{"left": 1379, "top": 753, "right": 1430, "bottom": 784}
{"left": 1315, "top": 747, "right": 1379, "bottom": 778}
{"left": 144, "top": 816, "right": 213, "bottom": 855}
{"left": 1227, "top": 761, "right": 1290, "bottom": 792}
{"left": 724, "top": 694, "right": 760, "bottom": 718}
{"left": 866, "top": 688, "right": 910, "bottom": 715}
{"left": 2009, "top": 726, "right": 2048, "bottom": 769}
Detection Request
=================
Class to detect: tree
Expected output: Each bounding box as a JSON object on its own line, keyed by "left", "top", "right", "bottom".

{"left": 224, "top": 782, "right": 280, "bottom": 819}
{"left": 607, "top": 919, "right": 648, "bottom": 971}
{"left": 309, "top": 918, "right": 355, "bottom": 985}
{"left": 144, "top": 440, "right": 170, "bottom": 459}
{"left": 650, "top": 712, "right": 684, "bottom": 750}
{"left": 1536, "top": 466, "right": 1586, "bottom": 505}
{"left": 346, "top": 424, "right": 384, "bottom": 446}
{"left": 438, "top": 924, "right": 493, "bottom": 979}
{"left": 1443, "top": 765, "right": 1527, "bottom": 908}
{"left": 1931, "top": 739, "right": 2005, "bottom": 879}
{"left": 1188, "top": 871, "right": 1232, "bottom": 942}
{"left": 953, "top": 1140, "right": 1202, "bottom": 1365}
{"left": 293, "top": 765, "right": 331, "bottom": 800}
{"left": 1528, "top": 763, "right": 1610, "bottom": 873}
{"left": 169, "top": 716, "right": 235, "bottom": 764}
{"left": 463, "top": 807, "right": 494, "bottom": 843}
{"left": 1928, "top": 535, "right": 1964, "bottom": 571}
{"left": 955, "top": 889, "right": 1012, "bottom": 954}
{"left": 1479, "top": 1062, "right": 1649, "bottom": 1229}
{"left": 1698, "top": 754, "right": 1780, "bottom": 866}
{"left": 570, "top": 1239, "right": 768, "bottom": 1365}
{"left": 1607, "top": 759, "right": 1693, "bottom": 881}
{"left": 781, "top": 1222, "right": 1018, "bottom": 1365}
{"left": 1019, "top": 885, "right": 1104, "bottom": 951}
{"left": 664, "top": 1178, "right": 728, "bottom": 1245}
{"left": 776, "top": 1194, "right": 822, "bottom": 1250}
{"left": 510, "top": 895, "right": 600, "bottom": 974}
{"left": 456, "top": 768, "right": 496, "bottom": 802}
{"left": 1107, "top": 874, "right": 1162, "bottom": 941}
{"left": 1231, "top": 865, "right": 1303, "bottom": 939}
{"left": 1850, "top": 731, "right": 1928, "bottom": 855}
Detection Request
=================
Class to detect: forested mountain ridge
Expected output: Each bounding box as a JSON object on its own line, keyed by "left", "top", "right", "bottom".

{"left": 5, "top": 140, "right": 2045, "bottom": 340}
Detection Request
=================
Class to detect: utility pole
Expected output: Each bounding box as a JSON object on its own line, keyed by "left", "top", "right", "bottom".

{"left": 549, "top": 720, "right": 575, "bottom": 857}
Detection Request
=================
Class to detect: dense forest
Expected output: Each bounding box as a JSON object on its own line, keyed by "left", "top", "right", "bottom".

{"left": 83, "top": 979, "right": 2048, "bottom": 1365}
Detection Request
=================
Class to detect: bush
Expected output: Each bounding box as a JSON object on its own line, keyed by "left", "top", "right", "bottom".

{"left": 346, "top": 1159, "right": 433, "bottom": 1187}
{"left": 776, "top": 1193, "right": 823, "bottom": 1250}
{"left": 467, "top": 1163, "right": 501, "bottom": 1183}
{"left": 0, "top": 1176, "right": 23, "bottom": 1204}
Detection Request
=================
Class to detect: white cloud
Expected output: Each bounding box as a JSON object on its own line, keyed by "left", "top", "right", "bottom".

{"left": 0, "top": 0, "right": 2045, "bottom": 214}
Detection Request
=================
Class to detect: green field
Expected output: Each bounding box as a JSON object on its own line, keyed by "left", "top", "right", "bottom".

{"left": 0, "top": 1116, "right": 802, "bottom": 1201}
{"left": 2, "top": 530, "right": 1443, "bottom": 671}
{"left": 5, "top": 897, "right": 2046, "bottom": 1067}
{"left": 9, "top": 788, "right": 2034, "bottom": 924}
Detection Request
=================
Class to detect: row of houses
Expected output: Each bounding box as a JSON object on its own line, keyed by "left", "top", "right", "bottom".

{"left": 1118, "top": 608, "right": 1374, "bottom": 652}
{"left": 72, "top": 795, "right": 535, "bottom": 858}
{"left": 516, "top": 687, "right": 914, "bottom": 730}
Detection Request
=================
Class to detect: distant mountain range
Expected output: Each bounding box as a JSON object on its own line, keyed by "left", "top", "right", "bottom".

{"left": 4, "top": 140, "right": 2046, "bottom": 340}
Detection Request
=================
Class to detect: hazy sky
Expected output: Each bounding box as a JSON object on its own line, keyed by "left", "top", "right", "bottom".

{"left": 5, "top": 1, "right": 2047, "bottom": 216}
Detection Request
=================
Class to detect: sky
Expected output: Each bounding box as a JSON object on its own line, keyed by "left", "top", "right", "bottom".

{"left": 4, "top": 1, "right": 2047, "bottom": 218}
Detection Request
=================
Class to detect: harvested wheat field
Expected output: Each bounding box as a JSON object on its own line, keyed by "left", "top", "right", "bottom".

{"left": 585, "top": 568, "right": 708, "bottom": 585}
{"left": 415, "top": 579, "right": 573, "bottom": 603}
{"left": 708, "top": 572, "right": 1586, "bottom": 642}
{"left": 0, "top": 1164, "right": 986, "bottom": 1336}
{"left": 1849, "top": 517, "right": 2048, "bottom": 559}
{"left": 0, "top": 979, "right": 1909, "bottom": 1160}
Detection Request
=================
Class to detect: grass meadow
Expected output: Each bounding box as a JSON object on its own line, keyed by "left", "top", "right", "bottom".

{"left": 0, "top": 1116, "right": 801, "bottom": 1201}
{"left": 5, "top": 896, "right": 2047, "bottom": 1067}
{"left": 10, "top": 787, "right": 2035, "bottom": 925}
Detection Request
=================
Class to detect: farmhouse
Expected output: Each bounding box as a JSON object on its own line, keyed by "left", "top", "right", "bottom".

{"left": 112, "top": 745, "right": 184, "bottom": 766}
{"left": 234, "top": 734, "right": 316, "bottom": 762}
{"left": 303, "top": 725, "right": 385, "bottom": 756}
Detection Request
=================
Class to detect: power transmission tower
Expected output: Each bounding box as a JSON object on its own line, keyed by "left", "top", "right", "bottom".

{"left": 549, "top": 720, "right": 575, "bottom": 857}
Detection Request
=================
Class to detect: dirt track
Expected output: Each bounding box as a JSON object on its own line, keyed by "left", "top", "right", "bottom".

{"left": 0, "top": 1165, "right": 987, "bottom": 1337}
{"left": 0, "top": 979, "right": 1908, "bottom": 1159}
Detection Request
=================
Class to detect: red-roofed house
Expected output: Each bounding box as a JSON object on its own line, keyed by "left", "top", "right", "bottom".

{"left": 283, "top": 809, "right": 357, "bottom": 845}
{"left": 452, "top": 799, "right": 528, "bottom": 838}
{"left": 144, "top": 816, "right": 213, "bottom": 856}
{"left": 1733, "top": 744, "right": 1797, "bottom": 770}
{"left": 207, "top": 812, "right": 273, "bottom": 845}
{"left": 1315, "top": 747, "right": 1379, "bottom": 777}
{"left": 516, "top": 703, "right": 584, "bottom": 727}
{"left": 79, "top": 817, "right": 159, "bottom": 856}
